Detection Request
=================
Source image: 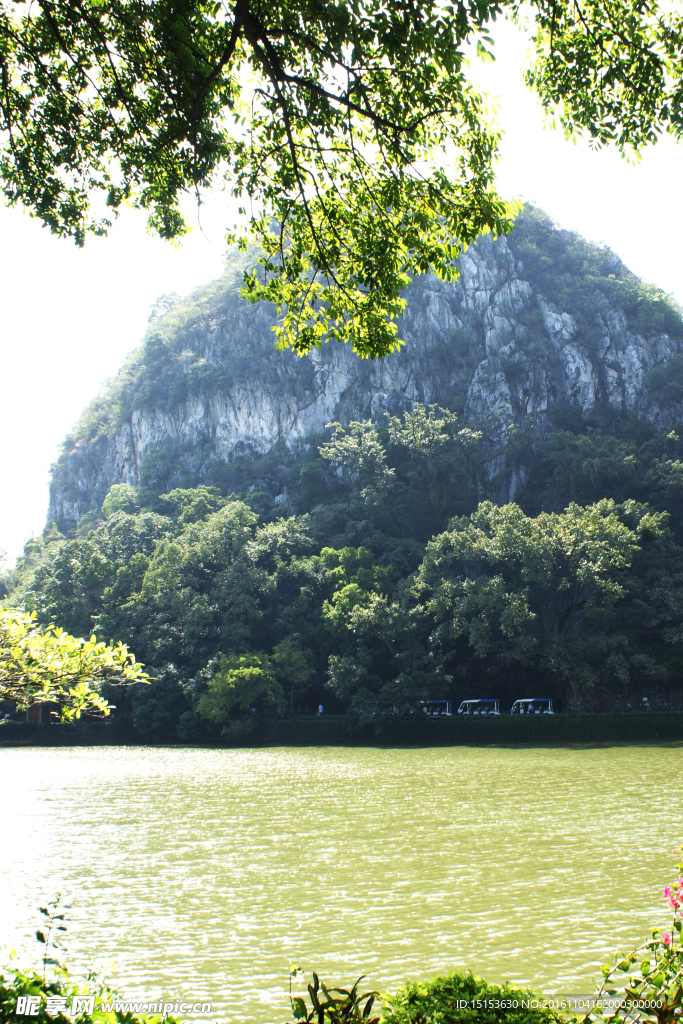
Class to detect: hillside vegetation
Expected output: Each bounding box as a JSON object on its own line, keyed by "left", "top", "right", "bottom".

{"left": 4, "top": 210, "right": 683, "bottom": 738}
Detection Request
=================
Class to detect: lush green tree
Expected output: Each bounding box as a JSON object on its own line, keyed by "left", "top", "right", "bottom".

{"left": 101, "top": 484, "right": 141, "bottom": 518}
{"left": 321, "top": 544, "right": 391, "bottom": 607}
{"left": 318, "top": 406, "right": 508, "bottom": 543}
{"left": 272, "top": 636, "right": 314, "bottom": 712}
{"left": 27, "top": 509, "right": 172, "bottom": 638}
{"left": 12, "top": 404, "right": 683, "bottom": 733}
{"left": 321, "top": 544, "right": 446, "bottom": 716}
{"left": 129, "top": 665, "right": 194, "bottom": 741}
{"left": 0, "top": 0, "right": 516, "bottom": 358}
{"left": 525, "top": 0, "right": 683, "bottom": 153}
{"left": 515, "top": 412, "right": 683, "bottom": 542}
{"left": 3, "top": 0, "right": 680, "bottom": 356}
{"left": 90, "top": 502, "right": 328, "bottom": 686}
{"left": 319, "top": 421, "right": 396, "bottom": 504}
{"left": 217, "top": 513, "right": 323, "bottom": 656}
{"left": 94, "top": 500, "right": 261, "bottom": 668}
{"left": 326, "top": 590, "right": 443, "bottom": 718}
{"left": 196, "top": 652, "right": 283, "bottom": 735}
{"left": 0, "top": 609, "right": 147, "bottom": 720}
{"left": 384, "top": 405, "right": 500, "bottom": 540}
{"left": 412, "top": 498, "right": 671, "bottom": 706}
{"left": 155, "top": 486, "right": 227, "bottom": 527}
{"left": 523, "top": 428, "right": 641, "bottom": 511}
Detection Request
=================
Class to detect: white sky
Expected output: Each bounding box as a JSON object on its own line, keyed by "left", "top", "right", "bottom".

{"left": 0, "top": 18, "right": 681, "bottom": 565}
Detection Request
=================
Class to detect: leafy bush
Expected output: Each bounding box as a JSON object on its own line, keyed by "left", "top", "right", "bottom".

{"left": 381, "top": 972, "right": 565, "bottom": 1024}
{"left": 102, "top": 485, "right": 140, "bottom": 519}
{"left": 0, "top": 958, "right": 157, "bottom": 1024}
{"left": 195, "top": 652, "right": 284, "bottom": 736}
{"left": 130, "top": 668, "right": 193, "bottom": 742}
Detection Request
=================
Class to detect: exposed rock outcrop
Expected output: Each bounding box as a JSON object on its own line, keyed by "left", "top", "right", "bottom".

{"left": 48, "top": 212, "right": 683, "bottom": 526}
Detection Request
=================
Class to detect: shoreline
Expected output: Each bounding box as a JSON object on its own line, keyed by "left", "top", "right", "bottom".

{"left": 2, "top": 710, "right": 683, "bottom": 747}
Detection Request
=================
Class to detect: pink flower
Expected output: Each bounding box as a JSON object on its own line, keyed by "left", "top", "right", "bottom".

{"left": 662, "top": 884, "right": 682, "bottom": 910}
{"left": 662, "top": 933, "right": 672, "bottom": 945}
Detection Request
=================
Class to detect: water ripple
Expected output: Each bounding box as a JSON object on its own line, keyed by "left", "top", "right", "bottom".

{"left": 1, "top": 745, "right": 682, "bottom": 1023}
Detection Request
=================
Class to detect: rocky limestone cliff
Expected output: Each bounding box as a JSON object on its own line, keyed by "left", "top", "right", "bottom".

{"left": 48, "top": 208, "right": 683, "bottom": 526}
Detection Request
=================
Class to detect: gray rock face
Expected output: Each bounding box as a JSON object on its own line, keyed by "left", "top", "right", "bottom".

{"left": 48, "top": 230, "right": 683, "bottom": 525}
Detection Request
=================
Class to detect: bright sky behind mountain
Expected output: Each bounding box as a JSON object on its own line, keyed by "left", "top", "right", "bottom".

{"left": 1, "top": 18, "right": 681, "bottom": 566}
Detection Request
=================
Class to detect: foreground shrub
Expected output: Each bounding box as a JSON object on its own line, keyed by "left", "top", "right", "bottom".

{"left": 380, "top": 973, "right": 564, "bottom": 1024}
{"left": 0, "top": 958, "right": 181, "bottom": 1024}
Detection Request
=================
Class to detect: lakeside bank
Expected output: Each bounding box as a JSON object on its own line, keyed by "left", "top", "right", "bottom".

{"left": 2, "top": 710, "right": 683, "bottom": 746}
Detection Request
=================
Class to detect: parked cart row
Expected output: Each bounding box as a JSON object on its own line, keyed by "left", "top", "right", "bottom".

{"left": 418, "top": 698, "right": 554, "bottom": 717}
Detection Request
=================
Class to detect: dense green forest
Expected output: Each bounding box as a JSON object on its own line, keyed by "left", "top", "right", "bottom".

{"left": 5, "top": 399, "right": 683, "bottom": 740}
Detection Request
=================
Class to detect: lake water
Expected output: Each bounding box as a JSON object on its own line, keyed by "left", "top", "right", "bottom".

{"left": 1, "top": 745, "right": 682, "bottom": 1023}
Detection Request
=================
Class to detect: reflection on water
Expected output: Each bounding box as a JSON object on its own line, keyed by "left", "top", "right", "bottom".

{"left": 1, "top": 745, "right": 682, "bottom": 1023}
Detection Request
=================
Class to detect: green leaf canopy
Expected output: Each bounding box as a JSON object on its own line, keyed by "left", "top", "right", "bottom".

{"left": 0, "top": 609, "right": 148, "bottom": 720}
{"left": 1, "top": 0, "right": 681, "bottom": 354}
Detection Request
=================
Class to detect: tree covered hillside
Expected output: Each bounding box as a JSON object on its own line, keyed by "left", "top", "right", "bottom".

{"left": 5, "top": 403, "right": 683, "bottom": 736}
{"left": 4, "top": 209, "right": 683, "bottom": 737}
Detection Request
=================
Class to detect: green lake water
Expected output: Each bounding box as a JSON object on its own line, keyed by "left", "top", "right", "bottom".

{"left": 1, "top": 745, "right": 682, "bottom": 1023}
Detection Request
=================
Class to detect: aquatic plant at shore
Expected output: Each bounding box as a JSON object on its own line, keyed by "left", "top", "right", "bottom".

{"left": 286, "top": 972, "right": 380, "bottom": 1024}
